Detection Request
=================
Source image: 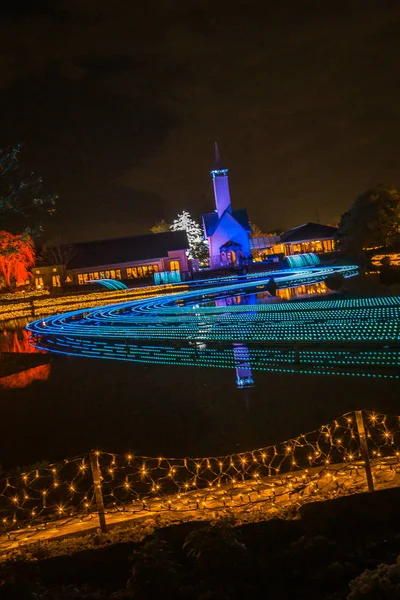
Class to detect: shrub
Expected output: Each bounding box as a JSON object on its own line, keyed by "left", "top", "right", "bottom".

{"left": 127, "top": 537, "right": 182, "bottom": 600}
{"left": 348, "top": 557, "right": 400, "bottom": 599}
{"left": 183, "top": 522, "right": 249, "bottom": 582}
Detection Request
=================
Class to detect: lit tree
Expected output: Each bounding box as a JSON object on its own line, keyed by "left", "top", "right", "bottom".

{"left": 0, "top": 231, "right": 35, "bottom": 288}
{"left": 150, "top": 219, "right": 171, "bottom": 233}
{"left": 170, "top": 210, "right": 208, "bottom": 260}
{"left": 0, "top": 144, "right": 57, "bottom": 236}
{"left": 337, "top": 186, "right": 400, "bottom": 256}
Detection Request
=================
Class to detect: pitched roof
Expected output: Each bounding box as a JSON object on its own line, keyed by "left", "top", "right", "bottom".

{"left": 280, "top": 222, "right": 338, "bottom": 244}
{"left": 203, "top": 209, "right": 250, "bottom": 237}
{"left": 46, "top": 231, "right": 189, "bottom": 270}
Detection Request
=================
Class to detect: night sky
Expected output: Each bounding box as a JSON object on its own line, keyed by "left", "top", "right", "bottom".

{"left": 1, "top": 0, "right": 400, "bottom": 242}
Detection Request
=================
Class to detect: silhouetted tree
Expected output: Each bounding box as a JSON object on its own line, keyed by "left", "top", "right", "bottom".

{"left": 337, "top": 186, "right": 400, "bottom": 256}
{"left": 40, "top": 238, "right": 76, "bottom": 288}
{"left": 0, "top": 145, "right": 56, "bottom": 236}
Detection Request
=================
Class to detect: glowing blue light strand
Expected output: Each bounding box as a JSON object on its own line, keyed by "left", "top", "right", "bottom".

{"left": 26, "top": 264, "right": 400, "bottom": 380}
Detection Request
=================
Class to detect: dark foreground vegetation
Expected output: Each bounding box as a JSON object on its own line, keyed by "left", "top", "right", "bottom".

{"left": 3, "top": 487, "right": 400, "bottom": 599}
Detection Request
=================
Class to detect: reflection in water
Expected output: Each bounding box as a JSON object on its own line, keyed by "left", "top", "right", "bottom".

{"left": 233, "top": 343, "right": 254, "bottom": 389}
{"left": 1, "top": 327, "right": 39, "bottom": 353}
{"left": 276, "top": 282, "right": 328, "bottom": 300}
{"left": 0, "top": 363, "right": 51, "bottom": 389}
{"left": 213, "top": 282, "right": 328, "bottom": 307}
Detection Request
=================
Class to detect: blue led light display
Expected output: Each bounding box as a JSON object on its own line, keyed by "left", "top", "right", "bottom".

{"left": 26, "top": 264, "right": 400, "bottom": 381}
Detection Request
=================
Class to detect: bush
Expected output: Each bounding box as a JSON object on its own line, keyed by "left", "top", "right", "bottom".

{"left": 183, "top": 522, "right": 249, "bottom": 582}
{"left": 348, "top": 557, "right": 400, "bottom": 599}
{"left": 127, "top": 537, "right": 182, "bottom": 600}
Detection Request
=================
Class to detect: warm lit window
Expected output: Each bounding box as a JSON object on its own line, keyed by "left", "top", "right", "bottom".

{"left": 126, "top": 267, "right": 137, "bottom": 279}
{"left": 35, "top": 277, "right": 44, "bottom": 288}
{"left": 115, "top": 269, "right": 121, "bottom": 280}
{"left": 170, "top": 260, "right": 180, "bottom": 271}
{"left": 52, "top": 275, "right": 61, "bottom": 287}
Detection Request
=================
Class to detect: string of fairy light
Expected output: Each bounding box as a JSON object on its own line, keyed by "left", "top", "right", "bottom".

{"left": 0, "top": 282, "right": 189, "bottom": 322}
{"left": 1, "top": 410, "right": 400, "bottom": 538}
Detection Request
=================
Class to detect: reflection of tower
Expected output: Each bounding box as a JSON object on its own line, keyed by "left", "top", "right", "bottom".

{"left": 233, "top": 342, "right": 254, "bottom": 389}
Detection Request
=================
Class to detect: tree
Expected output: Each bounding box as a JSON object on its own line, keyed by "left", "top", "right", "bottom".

{"left": 39, "top": 238, "right": 76, "bottom": 288}
{"left": 249, "top": 222, "right": 264, "bottom": 238}
{"left": 150, "top": 219, "right": 171, "bottom": 233}
{"left": 337, "top": 186, "right": 400, "bottom": 256}
{"left": 171, "top": 210, "right": 209, "bottom": 260}
{"left": 0, "top": 231, "right": 35, "bottom": 288}
{"left": 0, "top": 145, "right": 56, "bottom": 236}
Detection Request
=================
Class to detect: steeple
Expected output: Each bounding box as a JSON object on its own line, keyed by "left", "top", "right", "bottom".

{"left": 214, "top": 141, "right": 223, "bottom": 170}
{"left": 210, "top": 142, "right": 231, "bottom": 216}
{"left": 211, "top": 141, "right": 228, "bottom": 179}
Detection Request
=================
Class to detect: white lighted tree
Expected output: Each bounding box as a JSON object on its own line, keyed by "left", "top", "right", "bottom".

{"left": 171, "top": 210, "right": 208, "bottom": 261}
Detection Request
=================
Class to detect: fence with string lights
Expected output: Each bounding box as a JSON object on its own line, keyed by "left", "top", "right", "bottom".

{"left": 1, "top": 409, "right": 400, "bottom": 540}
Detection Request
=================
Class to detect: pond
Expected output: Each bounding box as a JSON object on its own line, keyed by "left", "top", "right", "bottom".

{"left": 1, "top": 273, "right": 400, "bottom": 472}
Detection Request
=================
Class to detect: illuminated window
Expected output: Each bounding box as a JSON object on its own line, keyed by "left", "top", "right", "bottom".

{"left": 35, "top": 270, "right": 40, "bottom": 275}
{"left": 52, "top": 275, "right": 61, "bottom": 287}
{"left": 115, "top": 269, "right": 121, "bottom": 280}
{"left": 170, "top": 260, "right": 180, "bottom": 271}
{"left": 126, "top": 265, "right": 159, "bottom": 278}
{"left": 35, "top": 277, "right": 44, "bottom": 289}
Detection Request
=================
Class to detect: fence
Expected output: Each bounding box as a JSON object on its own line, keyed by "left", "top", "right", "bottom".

{"left": 1, "top": 409, "right": 400, "bottom": 539}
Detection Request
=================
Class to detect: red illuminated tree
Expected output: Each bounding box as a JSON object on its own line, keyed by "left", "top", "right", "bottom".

{"left": 0, "top": 231, "right": 35, "bottom": 288}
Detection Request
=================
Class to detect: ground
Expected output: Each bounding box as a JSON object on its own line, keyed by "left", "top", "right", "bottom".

{"left": 2, "top": 487, "right": 400, "bottom": 599}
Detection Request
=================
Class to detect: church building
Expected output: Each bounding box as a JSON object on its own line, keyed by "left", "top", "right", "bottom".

{"left": 202, "top": 144, "right": 251, "bottom": 268}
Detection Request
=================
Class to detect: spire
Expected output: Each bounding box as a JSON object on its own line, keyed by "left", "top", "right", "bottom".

{"left": 214, "top": 141, "right": 223, "bottom": 170}
{"left": 211, "top": 142, "right": 228, "bottom": 179}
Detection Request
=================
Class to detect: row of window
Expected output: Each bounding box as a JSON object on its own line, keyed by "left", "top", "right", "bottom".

{"left": 289, "top": 239, "right": 335, "bottom": 254}
{"left": 126, "top": 264, "right": 159, "bottom": 279}
{"left": 78, "top": 270, "right": 122, "bottom": 285}
{"left": 41, "top": 261, "right": 181, "bottom": 286}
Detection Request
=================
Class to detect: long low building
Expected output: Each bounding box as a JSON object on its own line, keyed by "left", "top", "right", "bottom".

{"left": 33, "top": 231, "right": 190, "bottom": 289}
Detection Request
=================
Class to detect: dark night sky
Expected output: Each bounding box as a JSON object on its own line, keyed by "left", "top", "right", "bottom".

{"left": 1, "top": 0, "right": 400, "bottom": 241}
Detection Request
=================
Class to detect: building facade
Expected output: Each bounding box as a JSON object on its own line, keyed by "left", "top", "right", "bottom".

{"left": 279, "top": 223, "right": 337, "bottom": 255}
{"left": 203, "top": 144, "right": 251, "bottom": 268}
{"left": 33, "top": 231, "right": 189, "bottom": 289}
{"left": 250, "top": 223, "right": 337, "bottom": 260}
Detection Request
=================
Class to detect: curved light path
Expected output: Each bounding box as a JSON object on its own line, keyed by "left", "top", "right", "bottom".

{"left": 26, "top": 264, "right": 400, "bottom": 380}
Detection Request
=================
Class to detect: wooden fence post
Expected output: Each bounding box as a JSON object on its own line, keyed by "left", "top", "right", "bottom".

{"left": 355, "top": 410, "right": 374, "bottom": 493}
{"left": 89, "top": 451, "right": 107, "bottom": 533}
